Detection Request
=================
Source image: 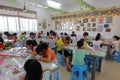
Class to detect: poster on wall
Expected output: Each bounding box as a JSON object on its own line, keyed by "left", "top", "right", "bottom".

{"left": 97, "top": 25, "right": 103, "bottom": 32}
{"left": 91, "top": 18, "right": 96, "bottom": 22}
{"left": 92, "top": 23, "right": 96, "bottom": 27}
{"left": 42, "top": 19, "right": 47, "bottom": 30}
{"left": 106, "top": 17, "right": 112, "bottom": 23}
{"left": 83, "top": 27, "right": 86, "bottom": 31}
{"left": 87, "top": 23, "right": 91, "bottom": 27}
{"left": 83, "top": 19, "right": 88, "bottom": 23}
{"left": 81, "top": 23, "right": 84, "bottom": 27}
{"left": 87, "top": 28, "right": 91, "bottom": 31}
{"left": 105, "top": 28, "right": 111, "bottom": 32}
{"left": 92, "top": 28, "right": 96, "bottom": 32}
{"left": 98, "top": 18, "right": 104, "bottom": 24}
{"left": 104, "top": 24, "right": 109, "bottom": 28}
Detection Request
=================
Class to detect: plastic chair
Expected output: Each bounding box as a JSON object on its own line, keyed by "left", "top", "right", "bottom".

{"left": 110, "top": 50, "right": 120, "bottom": 63}
{"left": 56, "top": 52, "right": 63, "bottom": 65}
{"left": 70, "top": 65, "right": 88, "bottom": 80}
{"left": 85, "top": 56, "right": 100, "bottom": 71}
{"left": 50, "top": 69, "right": 59, "bottom": 80}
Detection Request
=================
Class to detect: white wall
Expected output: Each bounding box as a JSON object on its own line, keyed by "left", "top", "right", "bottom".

{"left": 53, "top": 16, "right": 120, "bottom": 39}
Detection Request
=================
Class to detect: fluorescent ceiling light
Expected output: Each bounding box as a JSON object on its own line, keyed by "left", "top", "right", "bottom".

{"left": 47, "top": 0, "right": 62, "bottom": 9}
{"left": 37, "top": 5, "right": 43, "bottom": 8}
{"left": 44, "top": 7, "right": 48, "bottom": 9}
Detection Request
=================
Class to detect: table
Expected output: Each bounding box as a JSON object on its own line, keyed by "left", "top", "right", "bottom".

{"left": 102, "top": 43, "right": 111, "bottom": 60}
{"left": 62, "top": 46, "right": 106, "bottom": 80}
{"left": 0, "top": 48, "right": 58, "bottom": 80}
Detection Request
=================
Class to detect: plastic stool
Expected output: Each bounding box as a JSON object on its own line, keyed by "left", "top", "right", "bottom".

{"left": 57, "top": 52, "right": 63, "bottom": 65}
{"left": 70, "top": 65, "right": 88, "bottom": 80}
{"left": 85, "top": 56, "right": 100, "bottom": 71}
{"left": 110, "top": 50, "right": 120, "bottom": 63}
{"left": 50, "top": 70, "right": 59, "bottom": 80}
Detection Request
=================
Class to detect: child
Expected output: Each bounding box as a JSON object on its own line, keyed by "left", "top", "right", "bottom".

{"left": 24, "top": 59, "right": 43, "bottom": 80}
{"left": 72, "top": 40, "right": 92, "bottom": 66}
{"left": 36, "top": 43, "right": 57, "bottom": 64}
{"left": 110, "top": 35, "right": 120, "bottom": 55}
{"left": 0, "top": 37, "right": 4, "bottom": 51}
{"left": 26, "top": 40, "right": 37, "bottom": 54}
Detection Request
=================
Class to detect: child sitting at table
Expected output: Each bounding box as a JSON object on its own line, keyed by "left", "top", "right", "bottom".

{"left": 72, "top": 40, "right": 91, "bottom": 66}
{"left": 110, "top": 35, "right": 120, "bottom": 55}
{"left": 36, "top": 42, "right": 57, "bottom": 64}
{"left": 24, "top": 59, "right": 43, "bottom": 80}
{"left": 26, "top": 40, "right": 37, "bottom": 54}
{"left": 0, "top": 37, "right": 4, "bottom": 51}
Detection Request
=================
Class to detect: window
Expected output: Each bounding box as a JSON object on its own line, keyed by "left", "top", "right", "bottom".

{"left": 0, "top": 16, "right": 37, "bottom": 32}
{"left": 20, "top": 18, "right": 37, "bottom": 31}
{"left": 7, "top": 17, "right": 19, "bottom": 32}
{"left": 0, "top": 16, "right": 8, "bottom": 31}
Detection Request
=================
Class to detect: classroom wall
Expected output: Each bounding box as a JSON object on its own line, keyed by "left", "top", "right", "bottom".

{"left": 53, "top": 16, "right": 120, "bottom": 39}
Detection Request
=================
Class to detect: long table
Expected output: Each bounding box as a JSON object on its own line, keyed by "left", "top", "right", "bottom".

{"left": 62, "top": 46, "right": 106, "bottom": 80}
{"left": 0, "top": 48, "right": 58, "bottom": 80}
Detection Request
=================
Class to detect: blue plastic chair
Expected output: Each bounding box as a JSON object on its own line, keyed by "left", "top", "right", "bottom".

{"left": 56, "top": 52, "right": 63, "bottom": 65}
{"left": 85, "top": 56, "right": 100, "bottom": 71}
{"left": 50, "top": 70, "right": 59, "bottom": 80}
{"left": 110, "top": 50, "right": 120, "bottom": 63}
{"left": 70, "top": 65, "right": 88, "bottom": 80}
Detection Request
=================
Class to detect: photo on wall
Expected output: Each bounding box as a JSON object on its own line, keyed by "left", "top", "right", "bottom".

{"left": 92, "top": 28, "right": 96, "bottom": 32}
{"left": 91, "top": 18, "right": 96, "bottom": 22}
{"left": 83, "top": 27, "right": 86, "bottom": 31}
{"left": 87, "top": 28, "right": 91, "bottom": 31}
{"left": 83, "top": 19, "right": 88, "bottom": 23}
{"left": 106, "top": 17, "right": 112, "bottom": 23}
{"left": 92, "top": 23, "right": 96, "bottom": 27}
{"left": 105, "top": 28, "right": 111, "bottom": 32}
{"left": 98, "top": 18, "right": 104, "bottom": 24}
{"left": 42, "top": 19, "right": 46, "bottom": 30}
{"left": 97, "top": 25, "right": 103, "bottom": 32}
{"left": 104, "top": 24, "right": 109, "bottom": 28}
{"left": 87, "top": 23, "right": 91, "bottom": 27}
{"left": 81, "top": 23, "right": 84, "bottom": 26}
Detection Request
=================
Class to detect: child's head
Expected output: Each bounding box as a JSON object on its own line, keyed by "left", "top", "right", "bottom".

{"left": 77, "top": 40, "right": 84, "bottom": 48}
{"left": 24, "top": 59, "right": 43, "bottom": 80}
{"left": 0, "top": 37, "right": 4, "bottom": 44}
{"left": 113, "top": 35, "right": 119, "bottom": 41}
{"left": 36, "top": 42, "right": 49, "bottom": 55}
{"left": 83, "top": 32, "right": 89, "bottom": 37}
{"left": 26, "top": 40, "right": 37, "bottom": 49}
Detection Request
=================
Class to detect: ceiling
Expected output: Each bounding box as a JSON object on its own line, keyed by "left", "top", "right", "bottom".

{"left": 1, "top": 0, "right": 120, "bottom": 11}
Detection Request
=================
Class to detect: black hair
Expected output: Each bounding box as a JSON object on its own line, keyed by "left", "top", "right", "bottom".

{"left": 29, "top": 32, "right": 34, "bottom": 36}
{"left": 47, "top": 32, "right": 50, "bottom": 36}
{"left": 83, "top": 32, "right": 89, "bottom": 36}
{"left": 26, "top": 40, "right": 37, "bottom": 46}
{"left": 72, "top": 31, "right": 75, "bottom": 33}
{"left": 12, "top": 33, "right": 17, "bottom": 36}
{"left": 64, "top": 32, "right": 68, "bottom": 36}
{"left": 4, "top": 31, "right": 9, "bottom": 36}
{"left": 36, "top": 42, "right": 49, "bottom": 55}
{"left": 95, "top": 33, "right": 101, "bottom": 41}
{"left": 0, "top": 37, "right": 4, "bottom": 43}
{"left": 77, "top": 40, "right": 84, "bottom": 48}
{"left": 113, "top": 35, "right": 119, "bottom": 40}
{"left": 24, "top": 59, "right": 42, "bottom": 80}
{"left": 60, "top": 32, "right": 63, "bottom": 35}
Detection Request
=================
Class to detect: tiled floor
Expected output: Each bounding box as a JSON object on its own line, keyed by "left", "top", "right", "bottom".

{"left": 58, "top": 59, "right": 120, "bottom": 80}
